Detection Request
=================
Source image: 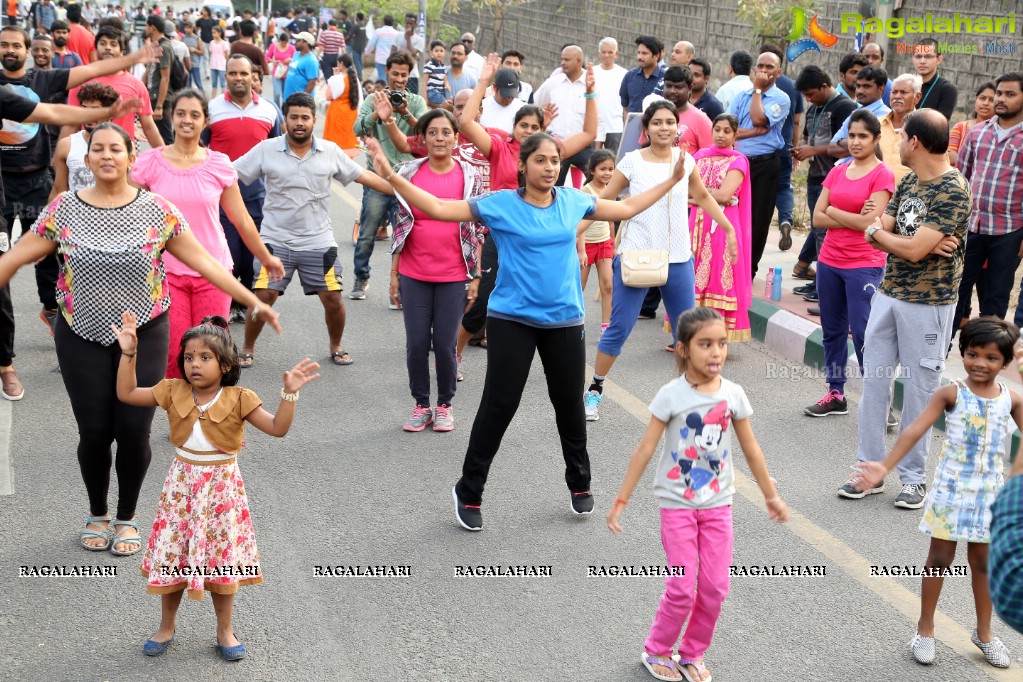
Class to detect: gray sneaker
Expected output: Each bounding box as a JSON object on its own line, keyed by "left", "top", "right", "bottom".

{"left": 433, "top": 404, "right": 454, "bottom": 432}
{"left": 837, "top": 479, "right": 884, "bottom": 499}
{"left": 349, "top": 279, "right": 369, "bottom": 300}
{"left": 910, "top": 634, "right": 935, "bottom": 664}
{"left": 894, "top": 484, "right": 926, "bottom": 509}
{"left": 778, "top": 220, "right": 793, "bottom": 251}
{"left": 402, "top": 405, "right": 433, "bottom": 432}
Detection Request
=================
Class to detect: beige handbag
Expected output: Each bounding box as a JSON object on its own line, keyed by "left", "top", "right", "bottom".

{"left": 619, "top": 156, "right": 673, "bottom": 288}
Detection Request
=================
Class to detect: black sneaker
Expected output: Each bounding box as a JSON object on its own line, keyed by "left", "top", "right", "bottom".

{"left": 793, "top": 283, "right": 815, "bottom": 295}
{"left": 637, "top": 310, "right": 657, "bottom": 320}
{"left": 894, "top": 484, "right": 926, "bottom": 509}
{"left": 571, "top": 491, "right": 594, "bottom": 515}
{"left": 228, "top": 307, "right": 247, "bottom": 324}
{"left": 452, "top": 486, "right": 482, "bottom": 531}
{"left": 838, "top": 479, "right": 885, "bottom": 499}
{"left": 804, "top": 390, "right": 848, "bottom": 417}
{"left": 802, "top": 290, "right": 819, "bottom": 302}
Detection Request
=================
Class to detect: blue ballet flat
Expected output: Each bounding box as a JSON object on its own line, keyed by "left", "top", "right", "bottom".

{"left": 142, "top": 632, "right": 174, "bottom": 657}
{"left": 215, "top": 638, "right": 247, "bottom": 661}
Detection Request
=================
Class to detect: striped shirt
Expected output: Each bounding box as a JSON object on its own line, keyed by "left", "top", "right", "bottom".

{"left": 317, "top": 29, "right": 345, "bottom": 56}
{"left": 956, "top": 117, "right": 1023, "bottom": 236}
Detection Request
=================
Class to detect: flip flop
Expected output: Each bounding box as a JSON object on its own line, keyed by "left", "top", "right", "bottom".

{"left": 677, "top": 658, "right": 712, "bottom": 682}
{"left": 641, "top": 652, "right": 683, "bottom": 681}
{"left": 238, "top": 353, "right": 254, "bottom": 369}
{"left": 331, "top": 351, "right": 354, "bottom": 366}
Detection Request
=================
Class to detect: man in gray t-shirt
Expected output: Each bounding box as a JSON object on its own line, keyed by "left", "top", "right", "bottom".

{"left": 232, "top": 92, "right": 393, "bottom": 367}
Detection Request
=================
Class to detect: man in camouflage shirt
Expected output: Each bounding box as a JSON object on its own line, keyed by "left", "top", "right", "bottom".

{"left": 838, "top": 109, "right": 971, "bottom": 510}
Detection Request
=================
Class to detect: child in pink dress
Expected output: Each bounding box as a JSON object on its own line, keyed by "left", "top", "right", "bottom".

{"left": 113, "top": 312, "right": 320, "bottom": 661}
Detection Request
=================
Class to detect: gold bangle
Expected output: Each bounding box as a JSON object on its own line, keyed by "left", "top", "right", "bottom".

{"left": 280, "top": 388, "right": 299, "bottom": 402}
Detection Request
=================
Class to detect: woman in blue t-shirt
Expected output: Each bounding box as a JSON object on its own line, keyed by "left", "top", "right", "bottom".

{"left": 366, "top": 132, "right": 686, "bottom": 532}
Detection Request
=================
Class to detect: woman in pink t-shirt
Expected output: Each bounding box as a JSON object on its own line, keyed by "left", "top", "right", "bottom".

{"left": 389, "top": 109, "right": 486, "bottom": 433}
{"left": 131, "top": 90, "right": 284, "bottom": 378}
{"left": 804, "top": 109, "right": 895, "bottom": 417}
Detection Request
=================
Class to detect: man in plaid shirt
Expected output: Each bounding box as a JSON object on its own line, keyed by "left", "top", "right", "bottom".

{"left": 953, "top": 71, "right": 1023, "bottom": 328}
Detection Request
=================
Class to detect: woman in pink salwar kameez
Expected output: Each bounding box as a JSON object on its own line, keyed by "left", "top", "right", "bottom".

{"left": 689, "top": 114, "right": 752, "bottom": 342}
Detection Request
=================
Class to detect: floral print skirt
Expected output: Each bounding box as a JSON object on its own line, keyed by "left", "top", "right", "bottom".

{"left": 141, "top": 457, "right": 263, "bottom": 600}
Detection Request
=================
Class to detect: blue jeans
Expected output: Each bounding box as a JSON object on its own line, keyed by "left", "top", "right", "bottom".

{"left": 211, "top": 69, "right": 225, "bottom": 90}
{"left": 220, "top": 192, "right": 264, "bottom": 292}
{"left": 597, "top": 257, "right": 695, "bottom": 356}
{"left": 775, "top": 148, "right": 794, "bottom": 226}
{"left": 353, "top": 187, "right": 397, "bottom": 282}
{"left": 375, "top": 62, "right": 387, "bottom": 80}
{"left": 272, "top": 77, "right": 285, "bottom": 107}
{"left": 816, "top": 262, "right": 883, "bottom": 391}
{"left": 189, "top": 64, "right": 202, "bottom": 90}
{"left": 352, "top": 50, "right": 363, "bottom": 76}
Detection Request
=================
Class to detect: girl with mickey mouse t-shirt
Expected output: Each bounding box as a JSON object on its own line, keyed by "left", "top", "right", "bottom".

{"left": 607, "top": 307, "right": 788, "bottom": 682}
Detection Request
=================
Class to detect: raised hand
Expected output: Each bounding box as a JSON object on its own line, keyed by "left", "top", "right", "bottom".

{"left": 480, "top": 52, "right": 501, "bottom": 84}
{"left": 584, "top": 61, "right": 595, "bottom": 93}
{"left": 110, "top": 311, "right": 139, "bottom": 354}
{"left": 283, "top": 358, "right": 321, "bottom": 393}
{"left": 543, "top": 102, "right": 558, "bottom": 129}
{"left": 364, "top": 138, "right": 395, "bottom": 179}
{"left": 134, "top": 41, "right": 163, "bottom": 65}
{"left": 372, "top": 90, "right": 393, "bottom": 121}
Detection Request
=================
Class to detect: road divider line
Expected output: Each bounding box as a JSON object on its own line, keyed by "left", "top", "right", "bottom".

{"left": 0, "top": 399, "right": 12, "bottom": 495}
{"left": 331, "top": 181, "right": 361, "bottom": 210}
{"left": 594, "top": 368, "right": 1014, "bottom": 681}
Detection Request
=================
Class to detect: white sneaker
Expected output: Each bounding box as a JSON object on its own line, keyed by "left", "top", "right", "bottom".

{"left": 909, "top": 633, "right": 935, "bottom": 664}
{"left": 584, "top": 390, "right": 602, "bottom": 421}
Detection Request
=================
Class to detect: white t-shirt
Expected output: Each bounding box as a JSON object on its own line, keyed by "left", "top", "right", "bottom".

{"left": 593, "top": 63, "right": 627, "bottom": 140}
{"left": 617, "top": 147, "right": 695, "bottom": 262}
{"left": 463, "top": 50, "right": 484, "bottom": 80}
{"left": 649, "top": 376, "right": 753, "bottom": 509}
{"left": 393, "top": 33, "right": 425, "bottom": 78}
{"left": 479, "top": 96, "right": 524, "bottom": 132}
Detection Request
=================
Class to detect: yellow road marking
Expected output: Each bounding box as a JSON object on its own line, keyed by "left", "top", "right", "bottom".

{"left": 595, "top": 369, "right": 1016, "bottom": 680}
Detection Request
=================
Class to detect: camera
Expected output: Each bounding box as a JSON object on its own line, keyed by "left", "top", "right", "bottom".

{"left": 388, "top": 90, "right": 407, "bottom": 108}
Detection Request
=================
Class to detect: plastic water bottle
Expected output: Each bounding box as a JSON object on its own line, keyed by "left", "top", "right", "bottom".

{"left": 772, "top": 268, "right": 783, "bottom": 301}
{"left": 764, "top": 267, "right": 774, "bottom": 299}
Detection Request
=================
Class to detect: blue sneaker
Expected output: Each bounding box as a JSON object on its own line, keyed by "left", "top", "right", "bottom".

{"left": 584, "top": 390, "right": 602, "bottom": 421}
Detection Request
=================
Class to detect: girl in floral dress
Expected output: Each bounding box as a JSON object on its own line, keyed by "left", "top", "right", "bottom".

{"left": 855, "top": 318, "right": 1023, "bottom": 669}
{"left": 112, "top": 312, "right": 320, "bottom": 661}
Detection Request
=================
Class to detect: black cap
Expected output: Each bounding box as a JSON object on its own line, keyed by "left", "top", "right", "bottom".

{"left": 494, "top": 68, "right": 520, "bottom": 98}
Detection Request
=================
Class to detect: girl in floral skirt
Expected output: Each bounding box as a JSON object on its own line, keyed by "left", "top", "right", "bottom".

{"left": 113, "top": 312, "right": 320, "bottom": 661}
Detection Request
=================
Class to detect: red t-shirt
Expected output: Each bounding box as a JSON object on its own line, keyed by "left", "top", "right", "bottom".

{"left": 67, "top": 72, "right": 153, "bottom": 140}
{"left": 818, "top": 162, "right": 895, "bottom": 269}
{"left": 399, "top": 164, "right": 468, "bottom": 282}
{"left": 67, "top": 23, "right": 94, "bottom": 64}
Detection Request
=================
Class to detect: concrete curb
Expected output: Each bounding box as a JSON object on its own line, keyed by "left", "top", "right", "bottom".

{"left": 747, "top": 298, "right": 1021, "bottom": 459}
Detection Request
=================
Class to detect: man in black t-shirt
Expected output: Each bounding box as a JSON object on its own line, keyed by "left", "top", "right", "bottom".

{"left": 791, "top": 65, "right": 858, "bottom": 303}
{"left": 911, "top": 38, "right": 958, "bottom": 121}
{"left": 195, "top": 7, "right": 216, "bottom": 77}
{"left": 0, "top": 84, "right": 143, "bottom": 400}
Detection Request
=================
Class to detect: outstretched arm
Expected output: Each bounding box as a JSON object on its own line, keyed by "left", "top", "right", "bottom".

{"left": 458, "top": 53, "right": 499, "bottom": 157}
{"left": 560, "top": 63, "right": 597, "bottom": 158}
{"left": 243, "top": 358, "right": 321, "bottom": 437}
{"left": 689, "top": 168, "right": 737, "bottom": 262}
{"left": 366, "top": 138, "right": 473, "bottom": 223}
{"left": 590, "top": 152, "right": 688, "bottom": 223}
{"left": 0, "top": 233, "right": 57, "bottom": 288}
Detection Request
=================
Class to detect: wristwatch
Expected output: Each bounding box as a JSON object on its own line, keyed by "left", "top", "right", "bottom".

{"left": 754, "top": 88, "right": 763, "bottom": 95}
{"left": 866, "top": 225, "right": 881, "bottom": 241}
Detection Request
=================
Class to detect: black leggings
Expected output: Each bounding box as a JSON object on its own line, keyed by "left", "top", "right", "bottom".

{"left": 461, "top": 236, "right": 499, "bottom": 335}
{"left": 455, "top": 317, "right": 590, "bottom": 505}
{"left": 55, "top": 313, "right": 168, "bottom": 520}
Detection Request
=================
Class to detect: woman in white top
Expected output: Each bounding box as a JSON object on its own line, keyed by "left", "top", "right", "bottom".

{"left": 586, "top": 100, "right": 739, "bottom": 421}
{"left": 48, "top": 82, "right": 120, "bottom": 202}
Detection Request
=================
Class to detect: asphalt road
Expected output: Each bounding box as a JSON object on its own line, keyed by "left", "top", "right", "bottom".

{"left": 1, "top": 147, "right": 1021, "bottom": 682}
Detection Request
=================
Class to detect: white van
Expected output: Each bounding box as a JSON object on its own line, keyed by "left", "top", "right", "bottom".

{"left": 201, "top": 0, "right": 235, "bottom": 21}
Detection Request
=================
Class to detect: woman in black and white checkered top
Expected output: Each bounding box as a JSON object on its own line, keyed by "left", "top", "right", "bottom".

{"left": 0, "top": 122, "right": 282, "bottom": 557}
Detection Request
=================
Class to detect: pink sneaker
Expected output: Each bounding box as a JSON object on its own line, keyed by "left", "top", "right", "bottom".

{"left": 403, "top": 405, "right": 433, "bottom": 432}
{"left": 433, "top": 404, "right": 454, "bottom": 432}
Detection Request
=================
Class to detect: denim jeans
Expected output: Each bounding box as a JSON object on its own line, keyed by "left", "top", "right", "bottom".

{"left": 189, "top": 64, "right": 202, "bottom": 90}
{"left": 775, "top": 147, "right": 794, "bottom": 226}
{"left": 272, "top": 77, "right": 285, "bottom": 107}
{"left": 353, "top": 186, "right": 397, "bottom": 282}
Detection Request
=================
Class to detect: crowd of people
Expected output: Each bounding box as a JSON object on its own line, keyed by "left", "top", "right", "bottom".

{"left": 1, "top": 3, "right": 1022, "bottom": 677}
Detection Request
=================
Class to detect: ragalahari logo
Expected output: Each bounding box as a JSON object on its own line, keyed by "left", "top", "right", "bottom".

{"left": 786, "top": 7, "right": 839, "bottom": 62}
